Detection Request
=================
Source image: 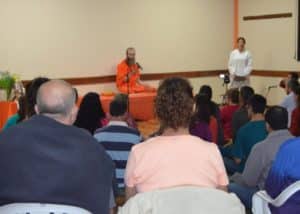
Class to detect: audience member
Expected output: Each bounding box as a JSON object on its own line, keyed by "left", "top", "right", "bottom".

{"left": 0, "top": 80, "right": 114, "bottom": 214}
{"left": 3, "top": 77, "right": 50, "bottom": 130}
{"left": 94, "top": 97, "right": 141, "bottom": 197}
{"left": 290, "top": 85, "right": 300, "bottom": 136}
{"left": 279, "top": 72, "right": 299, "bottom": 89}
{"left": 74, "top": 92, "right": 107, "bottom": 134}
{"left": 221, "top": 88, "right": 240, "bottom": 141}
{"left": 112, "top": 93, "right": 137, "bottom": 128}
{"left": 25, "top": 77, "right": 50, "bottom": 118}
{"left": 199, "top": 85, "right": 224, "bottom": 145}
{"left": 125, "top": 77, "right": 228, "bottom": 200}
{"left": 222, "top": 94, "right": 268, "bottom": 174}
{"left": 229, "top": 106, "right": 293, "bottom": 209}
{"left": 280, "top": 79, "right": 299, "bottom": 127}
{"left": 2, "top": 96, "right": 27, "bottom": 130}
{"left": 232, "top": 86, "right": 255, "bottom": 141}
{"left": 265, "top": 137, "right": 300, "bottom": 214}
{"left": 190, "top": 93, "right": 216, "bottom": 143}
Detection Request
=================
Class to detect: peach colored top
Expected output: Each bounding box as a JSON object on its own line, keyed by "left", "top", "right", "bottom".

{"left": 125, "top": 135, "right": 228, "bottom": 193}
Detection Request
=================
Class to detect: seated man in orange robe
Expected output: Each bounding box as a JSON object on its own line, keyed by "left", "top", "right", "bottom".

{"left": 116, "top": 47, "right": 156, "bottom": 94}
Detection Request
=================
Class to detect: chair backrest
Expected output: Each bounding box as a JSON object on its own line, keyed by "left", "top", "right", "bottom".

{"left": 119, "top": 186, "right": 245, "bottom": 214}
{"left": 252, "top": 181, "right": 300, "bottom": 214}
{"left": 0, "top": 203, "right": 92, "bottom": 214}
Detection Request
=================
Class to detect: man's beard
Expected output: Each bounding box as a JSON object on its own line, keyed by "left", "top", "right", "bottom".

{"left": 126, "top": 58, "right": 136, "bottom": 66}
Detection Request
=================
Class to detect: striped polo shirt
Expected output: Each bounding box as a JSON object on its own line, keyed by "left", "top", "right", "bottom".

{"left": 94, "top": 121, "right": 141, "bottom": 188}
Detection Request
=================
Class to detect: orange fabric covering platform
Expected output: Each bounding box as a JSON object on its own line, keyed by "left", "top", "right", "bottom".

{"left": 0, "top": 101, "right": 18, "bottom": 129}
{"left": 78, "top": 92, "right": 157, "bottom": 121}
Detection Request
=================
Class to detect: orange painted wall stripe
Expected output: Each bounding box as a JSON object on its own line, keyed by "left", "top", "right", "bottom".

{"left": 233, "top": 0, "right": 239, "bottom": 48}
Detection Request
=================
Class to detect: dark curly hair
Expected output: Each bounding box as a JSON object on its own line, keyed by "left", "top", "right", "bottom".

{"left": 155, "top": 77, "right": 194, "bottom": 131}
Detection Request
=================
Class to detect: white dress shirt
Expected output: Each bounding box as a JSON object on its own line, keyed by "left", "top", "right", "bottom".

{"left": 228, "top": 49, "right": 253, "bottom": 77}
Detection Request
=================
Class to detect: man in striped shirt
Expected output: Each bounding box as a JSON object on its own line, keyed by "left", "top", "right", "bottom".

{"left": 94, "top": 95, "right": 141, "bottom": 196}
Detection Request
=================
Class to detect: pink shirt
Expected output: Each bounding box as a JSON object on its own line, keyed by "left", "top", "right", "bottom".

{"left": 125, "top": 135, "right": 228, "bottom": 193}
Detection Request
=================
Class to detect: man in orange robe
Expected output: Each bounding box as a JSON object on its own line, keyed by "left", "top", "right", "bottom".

{"left": 116, "top": 47, "right": 155, "bottom": 94}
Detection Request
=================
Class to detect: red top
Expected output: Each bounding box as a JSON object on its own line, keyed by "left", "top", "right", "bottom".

{"left": 290, "top": 107, "right": 300, "bottom": 137}
{"left": 209, "top": 116, "right": 218, "bottom": 144}
{"left": 221, "top": 104, "right": 240, "bottom": 141}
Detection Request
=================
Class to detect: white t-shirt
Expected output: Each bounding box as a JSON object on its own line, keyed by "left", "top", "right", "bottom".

{"left": 228, "top": 49, "right": 253, "bottom": 77}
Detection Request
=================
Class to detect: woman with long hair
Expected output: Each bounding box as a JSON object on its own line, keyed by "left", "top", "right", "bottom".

{"left": 74, "top": 92, "right": 107, "bottom": 134}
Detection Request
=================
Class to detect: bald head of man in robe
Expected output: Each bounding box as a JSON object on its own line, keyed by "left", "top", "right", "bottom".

{"left": 35, "top": 80, "right": 78, "bottom": 125}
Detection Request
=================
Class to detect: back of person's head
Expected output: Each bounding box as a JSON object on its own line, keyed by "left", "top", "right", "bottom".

{"left": 199, "top": 85, "right": 212, "bottom": 101}
{"left": 17, "top": 96, "right": 27, "bottom": 123}
{"left": 226, "top": 88, "right": 239, "bottom": 104}
{"left": 240, "top": 86, "right": 254, "bottom": 106}
{"left": 287, "top": 79, "right": 299, "bottom": 93}
{"left": 248, "top": 94, "right": 267, "bottom": 114}
{"left": 74, "top": 92, "right": 105, "bottom": 134}
{"left": 289, "top": 72, "right": 299, "bottom": 81}
{"left": 36, "top": 80, "right": 77, "bottom": 123}
{"left": 26, "top": 77, "right": 50, "bottom": 117}
{"left": 294, "top": 85, "right": 300, "bottom": 107}
{"left": 110, "top": 97, "right": 128, "bottom": 118}
{"left": 155, "top": 77, "right": 194, "bottom": 131}
{"left": 265, "top": 106, "right": 288, "bottom": 131}
{"left": 193, "top": 93, "right": 211, "bottom": 124}
{"left": 114, "top": 93, "right": 128, "bottom": 104}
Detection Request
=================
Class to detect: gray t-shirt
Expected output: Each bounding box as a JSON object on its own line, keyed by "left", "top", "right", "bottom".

{"left": 231, "top": 130, "right": 294, "bottom": 189}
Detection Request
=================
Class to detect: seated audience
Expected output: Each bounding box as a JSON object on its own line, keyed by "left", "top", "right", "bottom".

{"left": 199, "top": 85, "right": 224, "bottom": 145}
{"left": 3, "top": 77, "right": 50, "bottom": 130}
{"left": 2, "top": 96, "right": 26, "bottom": 130}
{"left": 25, "top": 77, "right": 51, "bottom": 118}
{"left": 279, "top": 72, "right": 299, "bottom": 89}
{"left": 280, "top": 79, "right": 299, "bottom": 127}
{"left": 190, "top": 93, "right": 217, "bottom": 143}
{"left": 94, "top": 97, "right": 141, "bottom": 196}
{"left": 232, "top": 86, "right": 255, "bottom": 141}
{"left": 221, "top": 88, "right": 240, "bottom": 142}
{"left": 0, "top": 80, "right": 114, "bottom": 214}
{"left": 222, "top": 94, "right": 268, "bottom": 174}
{"left": 74, "top": 92, "right": 107, "bottom": 134}
{"left": 112, "top": 93, "right": 137, "bottom": 128}
{"left": 125, "top": 77, "right": 228, "bottom": 200}
{"left": 290, "top": 85, "right": 300, "bottom": 136}
{"left": 229, "top": 106, "right": 293, "bottom": 209}
{"left": 265, "top": 137, "right": 300, "bottom": 214}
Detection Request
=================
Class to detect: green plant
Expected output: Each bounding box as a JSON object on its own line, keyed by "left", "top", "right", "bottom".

{"left": 0, "top": 73, "right": 15, "bottom": 100}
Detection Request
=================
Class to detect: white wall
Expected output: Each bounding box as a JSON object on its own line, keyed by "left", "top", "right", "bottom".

{"left": 0, "top": 0, "right": 233, "bottom": 81}
{"left": 239, "top": 0, "right": 299, "bottom": 70}
{"left": 239, "top": 0, "right": 299, "bottom": 105}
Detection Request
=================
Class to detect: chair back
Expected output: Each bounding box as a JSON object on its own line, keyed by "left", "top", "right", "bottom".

{"left": 0, "top": 203, "right": 92, "bottom": 214}
{"left": 119, "top": 186, "right": 245, "bottom": 214}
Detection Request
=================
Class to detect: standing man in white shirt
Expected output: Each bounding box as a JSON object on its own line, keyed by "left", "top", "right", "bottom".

{"left": 228, "top": 37, "right": 253, "bottom": 89}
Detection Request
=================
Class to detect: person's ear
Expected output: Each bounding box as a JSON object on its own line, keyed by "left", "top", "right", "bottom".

{"left": 34, "top": 104, "right": 40, "bottom": 114}
{"left": 70, "top": 105, "right": 78, "bottom": 124}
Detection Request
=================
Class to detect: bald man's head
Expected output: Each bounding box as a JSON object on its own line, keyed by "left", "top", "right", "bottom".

{"left": 36, "top": 80, "right": 77, "bottom": 123}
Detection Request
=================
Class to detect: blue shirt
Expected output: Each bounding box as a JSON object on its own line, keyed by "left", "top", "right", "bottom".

{"left": 265, "top": 138, "right": 300, "bottom": 214}
{"left": 2, "top": 114, "right": 20, "bottom": 131}
{"left": 94, "top": 121, "right": 141, "bottom": 188}
{"left": 232, "top": 120, "right": 268, "bottom": 172}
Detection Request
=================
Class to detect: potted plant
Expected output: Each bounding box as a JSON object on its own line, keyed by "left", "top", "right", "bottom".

{"left": 0, "top": 71, "right": 16, "bottom": 101}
